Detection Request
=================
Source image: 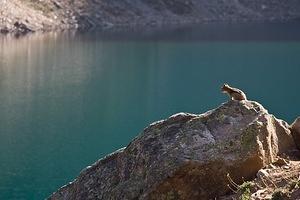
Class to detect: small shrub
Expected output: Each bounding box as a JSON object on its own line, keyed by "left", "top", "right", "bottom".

{"left": 239, "top": 181, "right": 253, "bottom": 200}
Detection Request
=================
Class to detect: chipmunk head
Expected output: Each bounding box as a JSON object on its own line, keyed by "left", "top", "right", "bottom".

{"left": 221, "top": 83, "right": 230, "bottom": 93}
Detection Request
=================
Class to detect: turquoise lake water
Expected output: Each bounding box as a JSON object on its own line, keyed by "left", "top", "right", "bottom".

{"left": 0, "top": 21, "right": 300, "bottom": 199}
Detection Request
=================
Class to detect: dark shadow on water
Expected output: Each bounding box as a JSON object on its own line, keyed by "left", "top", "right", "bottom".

{"left": 2, "top": 20, "right": 300, "bottom": 42}
{"left": 73, "top": 19, "right": 300, "bottom": 42}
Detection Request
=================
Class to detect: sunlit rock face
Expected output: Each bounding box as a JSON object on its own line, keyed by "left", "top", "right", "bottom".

{"left": 49, "top": 100, "right": 296, "bottom": 200}
{"left": 291, "top": 117, "right": 300, "bottom": 150}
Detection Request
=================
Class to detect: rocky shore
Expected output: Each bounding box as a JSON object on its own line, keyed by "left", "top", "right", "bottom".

{"left": 49, "top": 100, "right": 300, "bottom": 200}
{"left": 1, "top": 0, "right": 300, "bottom": 35}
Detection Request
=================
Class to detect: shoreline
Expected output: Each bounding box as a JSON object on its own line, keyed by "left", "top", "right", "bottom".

{"left": 1, "top": 17, "right": 300, "bottom": 37}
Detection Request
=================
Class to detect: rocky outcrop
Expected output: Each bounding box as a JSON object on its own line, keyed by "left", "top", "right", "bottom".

{"left": 290, "top": 117, "right": 300, "bottom": 150}
{"left": 49, "top": 100, "right": 297, "bottom": 200}
{"left": 1, "top": 0, "right": 300, "bottom": 34}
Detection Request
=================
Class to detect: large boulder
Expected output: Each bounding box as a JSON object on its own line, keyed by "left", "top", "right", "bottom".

{"left": 49, "top": 101, "right": 296, "bottom": 200}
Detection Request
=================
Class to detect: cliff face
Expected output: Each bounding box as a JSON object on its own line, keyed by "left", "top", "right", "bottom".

{"left": 48, "top": 101, "right": 298, "bottom": 200}
{"left": 1, "top": 0, "right": 300, "bottom": 34}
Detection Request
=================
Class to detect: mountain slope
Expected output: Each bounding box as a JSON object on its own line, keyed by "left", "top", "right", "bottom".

{"left": 1, "top": 0, "right": 300, "bottom": 33}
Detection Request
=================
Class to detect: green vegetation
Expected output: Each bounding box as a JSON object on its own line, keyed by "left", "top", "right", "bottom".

{"left": 238, "top": 181, "right": 253, "bottom": 200}
{"left": 227, "top": 174, "right": 254, "bottom": 200}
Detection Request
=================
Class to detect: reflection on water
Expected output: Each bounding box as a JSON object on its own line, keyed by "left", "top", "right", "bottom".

{"left": 1, "top": 22, "right": 300, "bottom": 199}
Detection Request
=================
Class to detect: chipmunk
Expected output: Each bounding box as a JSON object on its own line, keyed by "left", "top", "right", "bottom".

{"left": 221, "top": 83, "right": 247, "bottom": 101}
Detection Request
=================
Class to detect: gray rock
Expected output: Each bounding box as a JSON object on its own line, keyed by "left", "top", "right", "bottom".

{"left": 49, "top": 100, "right": 296, "bottom": 200}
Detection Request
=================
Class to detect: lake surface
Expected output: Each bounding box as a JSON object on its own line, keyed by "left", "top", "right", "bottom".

{"left": 1, "top": 21, "right": 300, "bottom": 199}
